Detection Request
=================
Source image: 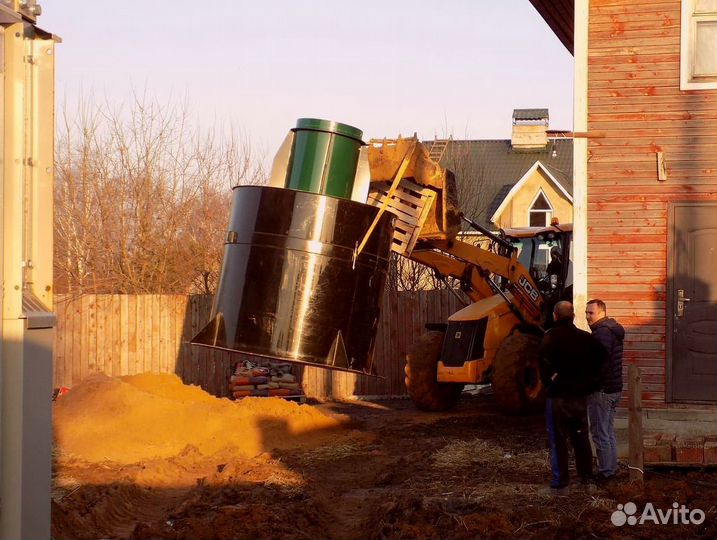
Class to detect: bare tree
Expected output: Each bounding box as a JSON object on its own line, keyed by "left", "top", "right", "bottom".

{"left": 54, "top": 95, "right": 265, "bottom": 295}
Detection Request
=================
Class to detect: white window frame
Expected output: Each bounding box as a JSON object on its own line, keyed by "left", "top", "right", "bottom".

{"left": 680, "top": 0, "right": 717, "bottom": 90}
{"left": 527, "top": 189, "right": 553, "bottom": 228}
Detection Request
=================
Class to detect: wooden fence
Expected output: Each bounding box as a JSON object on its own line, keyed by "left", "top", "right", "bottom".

{"left": 53, "top": 290, "right": 463, "bottom": 399}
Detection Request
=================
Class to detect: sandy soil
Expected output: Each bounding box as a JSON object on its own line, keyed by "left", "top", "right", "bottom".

{"left": 52, "top": 377, "right": 716, "bottom": 540}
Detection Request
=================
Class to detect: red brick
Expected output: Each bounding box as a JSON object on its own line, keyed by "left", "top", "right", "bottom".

{"left": 644, "top": 442, "right": 673, "bottom": 463}
{"left": 704, "top": 441, "right": 717, "bottom": 465}
{"left": 675, "top": 437, "right": 705, "bottom": 464}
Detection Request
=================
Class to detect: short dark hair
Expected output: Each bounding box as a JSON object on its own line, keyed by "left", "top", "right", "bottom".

{"left": 587, "top": 299, "right": 606, "bottom": 312}
{"left": 553, "top": 300, "right": 574, "bottom": 320}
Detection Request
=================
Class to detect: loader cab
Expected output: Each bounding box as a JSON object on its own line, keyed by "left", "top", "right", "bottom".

{"left": 503, "top": 224, "right": 573, "bottom": 304}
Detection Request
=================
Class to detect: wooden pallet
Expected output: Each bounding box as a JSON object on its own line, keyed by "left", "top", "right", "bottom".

{"left": 367, "top": 179, "right": 436, "bottom": 257}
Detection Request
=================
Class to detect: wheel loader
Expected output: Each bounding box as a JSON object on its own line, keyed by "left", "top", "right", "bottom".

{"left": 192, "top": 122, "right": 572, "bottom": 415}
{"left": 367, "top": 137, "right": 573, "bottom": 414}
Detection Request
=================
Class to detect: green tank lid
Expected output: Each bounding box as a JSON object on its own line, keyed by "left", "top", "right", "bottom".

{"left": 285, "top": 118, "right": 365, "bottom": 199}
{"left": 294, "top": 118, "right": 364, "bottom": 143}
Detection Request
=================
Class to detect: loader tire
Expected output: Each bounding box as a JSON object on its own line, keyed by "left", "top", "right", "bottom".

{"left": 405, "top": 331, "right": 463, "bottom": 412}
{"left": 492, "top": 331, "right": 544, "bottom": 415}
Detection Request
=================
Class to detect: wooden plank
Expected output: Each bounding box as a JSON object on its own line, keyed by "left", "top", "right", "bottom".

{"left": 588, "top": 147, "right": 717, "bottom": 161}
{"left": 589, "top": 83, "right": 717, "bottom": 97}
{"left": 587, "top": 201, "right": 664, "bottom": 210}
{"left": 588, "top": 153, "right": 717, "bottom": 166}
{"left": 120, "top": 295, "right": 129, "bottom": 375}
{"left": 587, "top": 244, "right": 666, "bottom": 253}
{"left": 198, "top": 295, "right": 209, "bottom": 390}
{"left": 587, "top": 259, "right": 666, "bottom": 269}
{"left": 588, "top": 226, "right": 666, "bottom": 236}
{"left": 146, "top": 295, "right": 155, "bottom": 374}
{"left": 588, "top": 26, "right": 678, "bottom": 42}
{"left": 111, "top": 295, "right": 122, "bottom": 376}
{"left": 128, "top": 295, "right": 137, "bottom": 375}
{"left": 592, "top": 0, "right": 683, "bottom": 11}
{"left": 71, "top": 297, "right": 81, "bottom": 386}
{"left": 80, "top": 295, "right": 90, "bottom": 381}
{"left": 172, "top": 295, "right": 181, "bottom": 378}
{"left": 106, "top": 295, "right": 116, "bottom": 376}
{"left": 54, "top": 297, "right": 65, "bottom": 388}
{"left": 95, "top": 295, "right": 106, "bottom": 376}
{"left": 90, "top": 295, "right": 99, "bottom": 376}
{"left": 588, "top": 218, "right": 666, "bottom": 227}
{"left": 368, "top": 193, "right": 422, "bottom": 225}
{"left": 58, "top": 297, "right": 69, "bottom": 387}
{"left": 590, "top": 2, "right": 680, "bottom": 19}
{"left": 180, "top": 296, "right": 192, "bottom": 382}
{"left": 588, "top": 101, "right": 717, "bottom": 114}
{"left": 149, "top": 295, "right": 159, "bottom": 373}
{"left": 388, "top": 288, "right": 400, "bottom": 396}
{"left": 628, "top": 365, "right": 644, "bottom": 484}
{"left": 588, "top": 274, "right": 666, "bottom": 284}
{"left": 160, "top": 295, "right": 168, "bottom": 374}
{"left": 190, "top": 296, "right": 200, "bottom": 385}
{"left": 588, "top": 110, "right": 716, "bottom": 124}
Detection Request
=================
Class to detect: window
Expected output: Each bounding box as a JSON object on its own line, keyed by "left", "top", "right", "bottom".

{"left": 528, "top": 190, "right": 553, "bottom": 227}
{"left": 681, "top": 0, "right": 717, "bottom": 90}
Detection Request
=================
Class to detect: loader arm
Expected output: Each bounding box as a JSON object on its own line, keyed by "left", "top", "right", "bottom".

{"left": 409, "top": 238, "right": 545, "bottom": 327}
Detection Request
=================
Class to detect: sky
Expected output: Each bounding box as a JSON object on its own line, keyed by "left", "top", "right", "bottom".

{"left": 41, "top": 0, "right": 574, "bottom": 159}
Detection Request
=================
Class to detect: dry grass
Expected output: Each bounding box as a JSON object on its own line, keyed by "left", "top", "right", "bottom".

{"left": 263, "top": 470, "right": 305, "bottom": 496}
{"left": 295, "top": 443, "right": 365, "bottom": 464}
{"left": 432, "top": 439, "right": 506, "bottom": 468}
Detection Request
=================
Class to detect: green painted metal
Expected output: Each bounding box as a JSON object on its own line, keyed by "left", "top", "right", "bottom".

{"left": 285, "top": 118, "right": 364, "bottom": 199}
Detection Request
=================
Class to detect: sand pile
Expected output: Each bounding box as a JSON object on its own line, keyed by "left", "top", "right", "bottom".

{"left": 54, "top": 373, "right": 346, "bottom": 464}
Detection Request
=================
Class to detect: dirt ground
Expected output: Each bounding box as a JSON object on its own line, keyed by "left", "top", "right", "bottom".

{"left": 52, "top": 382, "right": 716, "bottom": 540}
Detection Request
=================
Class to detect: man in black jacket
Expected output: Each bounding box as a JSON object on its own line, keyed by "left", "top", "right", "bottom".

{"left": 539, "top": 301, "right": 606, "bottom": 492}
{"left": 585, "top": 298, "right": 625, "bottom": 482}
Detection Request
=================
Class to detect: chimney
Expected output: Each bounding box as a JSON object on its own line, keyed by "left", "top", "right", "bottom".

{"left": 511, "top": 108, "right": 549, "bottom": 149}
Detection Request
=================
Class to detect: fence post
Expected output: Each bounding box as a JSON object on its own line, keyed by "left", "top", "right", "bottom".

{"left": 628, "top": 364, "right": 644, "bottom": 484}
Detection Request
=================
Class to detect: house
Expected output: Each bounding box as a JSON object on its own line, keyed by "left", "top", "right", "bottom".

{"left": 434, "top": 109, "right": 574, "bottom": 231}
{"left": 529, "top": 0, "right": 717, "bottom": 413}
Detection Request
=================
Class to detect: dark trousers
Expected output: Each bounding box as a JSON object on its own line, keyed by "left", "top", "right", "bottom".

{"left": 545, "top": 396, "right": 593, "bottom": 487}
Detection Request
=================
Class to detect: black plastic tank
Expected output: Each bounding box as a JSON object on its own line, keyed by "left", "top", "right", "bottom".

{"left": 191, "top": 185, "right": 395, "bottom": 374}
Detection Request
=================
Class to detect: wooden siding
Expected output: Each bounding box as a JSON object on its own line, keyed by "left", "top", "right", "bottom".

{"left": 587, "top": 0, "right": 717, "bottom": 407}
{"left": 53, "top": 291, "right": 464, "bottom": 400}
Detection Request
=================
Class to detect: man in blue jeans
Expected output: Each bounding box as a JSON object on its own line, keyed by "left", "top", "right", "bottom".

{"left": 585, "top": 299, "right": 625, "bottom": 483}
{"left": 540, "top": 301, "right": 606, "bottom": 493}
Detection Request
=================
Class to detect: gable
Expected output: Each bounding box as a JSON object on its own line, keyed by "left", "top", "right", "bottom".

{"left": 490, "top": 161, "right": 573, "bottom": 225}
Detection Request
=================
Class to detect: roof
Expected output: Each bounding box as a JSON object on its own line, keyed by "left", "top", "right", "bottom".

{"left": 437, "top": 138, "right": 573, "bottom": 229}
{"left": 513, "top": 108, "right": 549, "bottom": 122}
{"left": 529, "top": 0, "right": 574, "bottom": 55}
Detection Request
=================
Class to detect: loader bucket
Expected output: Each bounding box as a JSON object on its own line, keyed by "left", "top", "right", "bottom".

{"left": 366, "top": 138, "right": 461, "bottom": 256}
{"left": 191, "top": 185, "right": 395, "bottom": 374}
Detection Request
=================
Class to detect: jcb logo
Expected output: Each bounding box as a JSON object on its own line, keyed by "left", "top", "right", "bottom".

{"left": 518, "top": 275, "right": 540, "bottom": 303}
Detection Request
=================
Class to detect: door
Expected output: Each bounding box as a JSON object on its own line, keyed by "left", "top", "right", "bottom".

{"left": 669, "top": 203, "right": 717, "bottom": 402}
